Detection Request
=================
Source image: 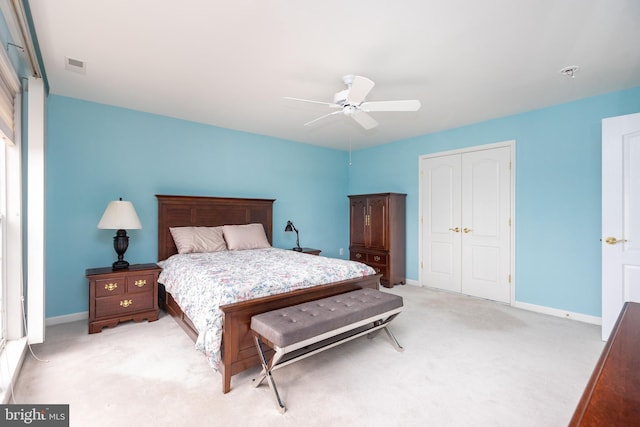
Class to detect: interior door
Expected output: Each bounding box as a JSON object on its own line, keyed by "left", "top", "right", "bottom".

{"left": 602, "top": 112, "right": 640, "bottom": 340}
{"left": 421, "top": 154, "right": 462, "bottom": 292}
{"left": 460, "top": 147, "right": 511, "bottom": 303}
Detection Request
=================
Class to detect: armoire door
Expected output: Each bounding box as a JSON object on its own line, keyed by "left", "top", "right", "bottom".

{"left": 349, "top": 197, "right": 367, "bottom": 247}
{"left": 421, "top": 145, "right": 512, "bottom": 303}
{"left": 367, "top": 195, "right": 388, "bottom": 250}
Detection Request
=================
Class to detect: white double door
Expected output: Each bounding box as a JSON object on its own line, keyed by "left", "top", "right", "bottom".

{"left": 420, "top": 144, "right": 512, "bottom": 303}
{"left": 601, "top": 112, "right": 640, "bottom": 340}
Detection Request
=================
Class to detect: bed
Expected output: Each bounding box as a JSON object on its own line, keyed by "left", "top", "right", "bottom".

{"left": 156, "top": 195, "right": 381, "bottom": 393}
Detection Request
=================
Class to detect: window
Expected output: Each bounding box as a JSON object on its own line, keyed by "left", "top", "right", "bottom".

{"left": 0, "top": 0, "right": 43, "bottom": 402}
{"left": 0, "top": 141, "right": 5, "bottom": 350}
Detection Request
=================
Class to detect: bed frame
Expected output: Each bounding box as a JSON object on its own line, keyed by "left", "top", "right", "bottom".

{"left": 156, "top": 195, "right": 381, "bottom": 393}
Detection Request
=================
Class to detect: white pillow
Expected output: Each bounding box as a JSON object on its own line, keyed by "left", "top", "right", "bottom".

{"left": 170, "top": 226, "right": 227, "bottom": 254}
{"left": 222, "top": 223, "right": 271, "bottom": 250}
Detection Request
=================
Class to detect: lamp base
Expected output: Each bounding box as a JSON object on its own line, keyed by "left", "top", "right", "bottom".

{"left": 112, "top": 229, "right": 130, "bottom": 270}
{"left": 112, "top": 260, "right": 130, "bottom": 270}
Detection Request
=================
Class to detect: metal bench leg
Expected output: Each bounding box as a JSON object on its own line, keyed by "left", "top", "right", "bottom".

{"left": 367, "top": 314, "right": 403, "bottom": 352}
{"left": 253, "top": 335, "right": 287, "bottom": 413}
{"left": 383, "top": 325, "right": 404, "bottom": 352}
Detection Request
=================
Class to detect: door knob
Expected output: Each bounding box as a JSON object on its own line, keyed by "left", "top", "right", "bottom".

{"left": 448, "top": 227, "right": 460, "bottom": 232}
{"left": 604, "top": 236, "right": 628, "bottom": 245}
{"left": 463, "top": 228, "right": 472, "bottom": 233}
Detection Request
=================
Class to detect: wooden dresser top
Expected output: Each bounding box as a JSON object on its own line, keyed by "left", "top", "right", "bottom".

{"left": 569, "top": 301, "right": 640, "bottom": 426}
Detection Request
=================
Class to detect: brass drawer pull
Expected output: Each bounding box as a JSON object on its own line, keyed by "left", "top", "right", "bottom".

{"left": 120, "top": 299, "right": 133, "bottom": 308}
{"left": 104, "top": 283, "right": 118, "bottom": 292}
{"left": 374, "top": 255, "right": 381, "bottom": 262}
{"left": 355, "top": 253, "right": 362, "bottom": 259}
{"left": 134, "top": 279, "right": 147, "bottom": 287}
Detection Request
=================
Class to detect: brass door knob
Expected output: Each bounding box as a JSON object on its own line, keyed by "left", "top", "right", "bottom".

{"left": 448, "top": 227, "right": 460, "bottom": 232}
{"left": 604, "top": 236, "right": 628, "bottom": 245}
{"left": 463, "top": 228, "right": 472, "bottom": 233}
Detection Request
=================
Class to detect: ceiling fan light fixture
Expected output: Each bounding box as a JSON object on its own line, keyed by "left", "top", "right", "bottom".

{"left": 286, "top": 75, "right": 420, "bottom": 130}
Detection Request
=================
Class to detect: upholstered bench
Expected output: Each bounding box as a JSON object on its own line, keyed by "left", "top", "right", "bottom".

{"left": 251, "top": 288, "right": 404, "bottom": 413}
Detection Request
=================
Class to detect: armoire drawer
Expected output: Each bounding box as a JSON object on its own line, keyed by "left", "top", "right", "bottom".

{"left": 367, "top": 253, "right": 388, "bottom": 265}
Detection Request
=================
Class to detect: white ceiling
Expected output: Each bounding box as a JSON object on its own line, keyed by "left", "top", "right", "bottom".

{"left": 28, "top": 0, "right": 640, "bottom": 150}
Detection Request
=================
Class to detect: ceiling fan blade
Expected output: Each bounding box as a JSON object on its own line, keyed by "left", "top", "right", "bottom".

{"left": 284, "top": 96, "right": 340, "bottom": 108}
{"left": 360, "top": 100, "right": 421, "bottom": 112}
{"left": 303, "top": 110, "right": 343, "bottom": 127}
{"left": 345, "top": 76, "right": 375, "bottom": 105}
{"left": 351, "top": 110, "right": 378, "bottom": 130}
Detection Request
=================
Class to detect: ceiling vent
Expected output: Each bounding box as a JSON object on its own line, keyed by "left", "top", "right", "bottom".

{"left": 65, "top": 56, "right": 86, "bottom": 74}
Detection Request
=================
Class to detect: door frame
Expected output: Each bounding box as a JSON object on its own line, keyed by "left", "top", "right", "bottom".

{"left": 418, "top": 140, "right": 516, "bottom": 305}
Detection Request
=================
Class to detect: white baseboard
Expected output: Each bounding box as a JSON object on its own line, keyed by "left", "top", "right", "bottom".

{"left": 512, "top": 301, "right": 601, "bottom": 325}
{"left": 404, "top": 281, "right": 601, "bottom": 325}
{"left": 45, "top": 311, "right": 88, "bottom": 326}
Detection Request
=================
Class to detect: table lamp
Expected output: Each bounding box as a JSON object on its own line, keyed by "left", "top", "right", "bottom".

{"left": 97, "top": 198, "right": 142, "bottom": 269}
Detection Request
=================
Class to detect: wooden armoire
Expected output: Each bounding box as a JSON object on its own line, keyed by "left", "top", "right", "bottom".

{"left": 349, "top": 193, "right": 406, "bottom": 288}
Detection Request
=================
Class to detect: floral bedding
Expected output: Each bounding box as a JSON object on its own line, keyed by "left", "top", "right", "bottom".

{"left": 157, "top": 247, "right": 376, "bottom": 371}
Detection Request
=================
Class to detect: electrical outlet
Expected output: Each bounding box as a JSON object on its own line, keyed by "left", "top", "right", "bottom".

{"left": 339, "top": 248, "right": 344, "bottom": 255}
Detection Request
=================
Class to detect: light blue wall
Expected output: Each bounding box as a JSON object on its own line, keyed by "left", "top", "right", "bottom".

{"left": 45, "top": 95, "right": 351, "bottom": 317}
{"left": 348, "top": 86, "right": 640, "bottom": 317}
{"left": 46, "top": 87, "right": 640, "bottom": 319}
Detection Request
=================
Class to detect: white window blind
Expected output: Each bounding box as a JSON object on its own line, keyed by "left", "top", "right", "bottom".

{"left": 0, "top": 39, "right": 19, "bottom": 143}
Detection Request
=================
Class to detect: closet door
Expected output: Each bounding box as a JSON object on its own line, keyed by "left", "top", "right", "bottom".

{"left": 421, "top": 145, "right": 512, "bottom": 303}
{"left": 460, "top": 148, "right": 511, "bottom": 303}
{"left": 421, "top": 154, "right": 462, "bottom": 292}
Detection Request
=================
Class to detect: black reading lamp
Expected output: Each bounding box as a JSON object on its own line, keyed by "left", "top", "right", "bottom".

{"left": 285, "top": 220, "right": 302, "bottom": 251}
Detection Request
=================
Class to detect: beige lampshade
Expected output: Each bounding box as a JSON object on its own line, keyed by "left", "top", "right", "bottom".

{"left": 97, "top": 199, "right": 142, "bottom": 230}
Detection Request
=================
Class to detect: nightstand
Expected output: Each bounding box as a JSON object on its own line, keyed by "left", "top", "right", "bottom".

{"left": 297, "top": 247, "right": 321, "bottom": 256}
{"left": 86, "top": 263, "right": 162, "bottom": 334}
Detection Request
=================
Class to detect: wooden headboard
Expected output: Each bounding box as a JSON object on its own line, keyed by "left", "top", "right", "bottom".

{"left": 156, "top": 195, "right": 275, "bottom": 261}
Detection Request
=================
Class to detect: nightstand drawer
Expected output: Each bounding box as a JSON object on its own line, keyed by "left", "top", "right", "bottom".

{"left": 95, "top": 277, "right": 125, "bottom": 297}
{"left": 95, "top": 294, "right": 154, "bottom": 318}
{"left": 351, "top": 251, "right": 366, "bottom": 261}
{"left": 127, "top": 273, "right": 155, "bottom": 294}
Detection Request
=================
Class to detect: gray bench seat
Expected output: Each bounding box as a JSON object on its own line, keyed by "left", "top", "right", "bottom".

{"left": 251, "top": 288, "right": 404, "bottom": 413}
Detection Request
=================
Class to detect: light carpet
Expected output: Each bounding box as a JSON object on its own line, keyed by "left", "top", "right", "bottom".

{"left": 13, "top": 285, "right": 604, "bottom": 426}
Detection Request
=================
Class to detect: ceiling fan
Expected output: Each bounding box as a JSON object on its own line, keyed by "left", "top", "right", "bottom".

{"left": 285, "top": 75, "right": 421, "bottom": 130}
